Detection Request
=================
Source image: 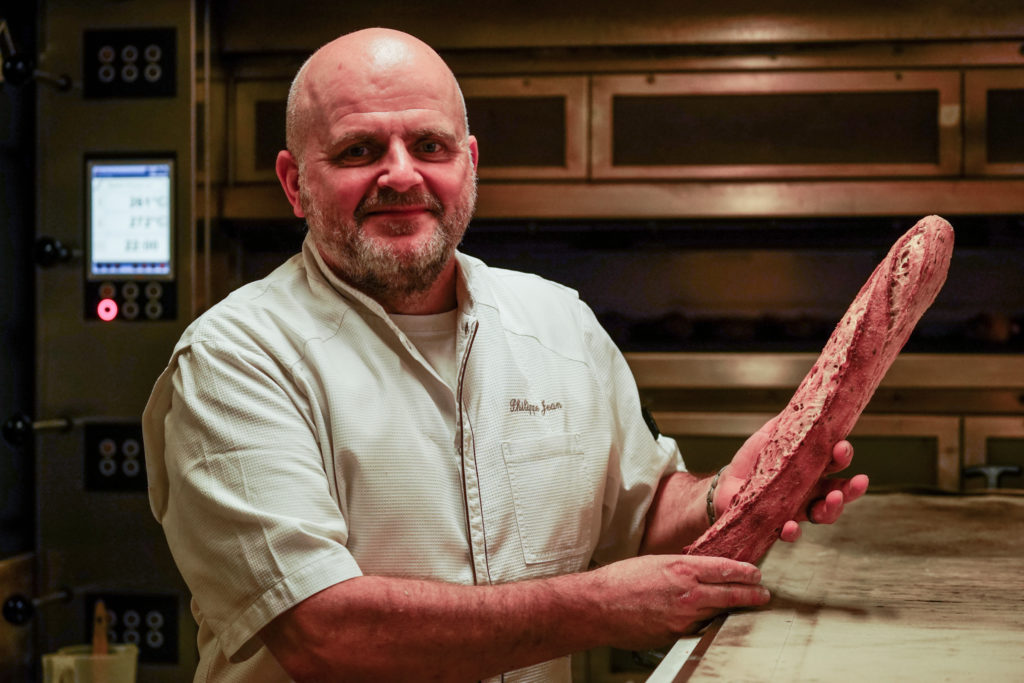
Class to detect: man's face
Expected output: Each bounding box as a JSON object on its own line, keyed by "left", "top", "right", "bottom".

{"left": 292, "top": 55, "right": 479, "bottom": 304}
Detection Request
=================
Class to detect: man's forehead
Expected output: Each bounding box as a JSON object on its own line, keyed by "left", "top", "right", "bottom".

{"left": 322, "top": 110, "right": 460, "bottom": 146}
{"left": 311, "top": 58, "right": 456, "bottom": 112}
{"left": 309, "top": 73, "right": 464, "bottom": 144}
{"left": 363, "top": 36, "right": 414, "bottom": 71}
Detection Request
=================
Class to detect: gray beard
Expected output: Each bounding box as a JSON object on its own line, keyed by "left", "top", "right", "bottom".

{"left": 301, "top": 182, "right": 476, "bottom": 303}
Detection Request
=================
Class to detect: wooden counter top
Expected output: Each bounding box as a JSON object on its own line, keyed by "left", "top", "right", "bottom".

{"left": 656, "top": 493, "right": 1024, "bottom": 681}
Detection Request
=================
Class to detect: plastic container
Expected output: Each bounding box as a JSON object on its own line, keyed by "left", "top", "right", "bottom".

{"left": 42, "top": 643, "right": 138, "bottom": 683}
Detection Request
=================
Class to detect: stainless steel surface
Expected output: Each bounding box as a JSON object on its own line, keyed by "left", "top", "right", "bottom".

{"left": 34, "top": 1, "right": 198, "bottom": 678}
{"left": 645, "top": 627, "right": 714, "bottom": 683}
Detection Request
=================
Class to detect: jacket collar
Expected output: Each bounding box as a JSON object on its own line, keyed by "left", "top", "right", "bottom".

{"left": 300, "top": 233, "right": 488, "bottom": 322}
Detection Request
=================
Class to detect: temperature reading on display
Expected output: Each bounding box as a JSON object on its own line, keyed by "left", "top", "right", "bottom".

{"left": 88, "top": 160, "right": 173, "bottom": 279}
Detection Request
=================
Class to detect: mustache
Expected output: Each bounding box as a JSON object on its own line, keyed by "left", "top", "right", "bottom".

{"left": 354, "top": 188, "right": 445, "bottom": 221}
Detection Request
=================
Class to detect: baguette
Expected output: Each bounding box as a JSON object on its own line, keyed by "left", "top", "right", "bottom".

{"left": 685, "top": 215, "right": 954, "bottom": 563}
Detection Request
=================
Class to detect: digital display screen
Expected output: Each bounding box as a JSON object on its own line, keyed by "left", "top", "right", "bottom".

{"left": 87, "top": 159, "right": 173, "bottom": 279}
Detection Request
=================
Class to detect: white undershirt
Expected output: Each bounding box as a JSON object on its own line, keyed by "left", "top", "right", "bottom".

{"left": 389, "top": 309, "right": 459, "bottom": 391}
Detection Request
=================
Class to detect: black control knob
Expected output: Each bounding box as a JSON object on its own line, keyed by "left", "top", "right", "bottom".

{"left": 0, "top": 19, "right": 72, "bottom": 92}
{"left": 33, "top": 236, "right": 73, "bottom": 268}
{"left": 1, "top": 54, "right": 34, "bottom": 87}
{"left": 2, "top": 588, "right": 73, "bottom": 626}
{"left": 2, "top": 413, "right": 32, "bottom": 446}
{"left": 2, "top": 412, "right": 74, "bottom": 446}
{"left": 1, "top": 594, "right": 32, "bottom": 626}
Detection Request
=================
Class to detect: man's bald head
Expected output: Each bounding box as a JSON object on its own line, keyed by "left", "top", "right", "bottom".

{"left": 284, "top": 28, "right": 469, "bottom": 166}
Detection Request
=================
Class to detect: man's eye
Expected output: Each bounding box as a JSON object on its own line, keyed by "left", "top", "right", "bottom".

{"left": 335, "top": 144, "right": 379, "bottom": 164}
{"left": 418, "top": 140, "right": 444, "bottom": 155}
{"left": 343, "top": 145, "right": 371, "bottom": 159}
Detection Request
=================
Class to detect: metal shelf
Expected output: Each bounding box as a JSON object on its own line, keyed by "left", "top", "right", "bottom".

{"left": 215, "top": 178, "right": 1024, "bottom": 222}
{"left": 625, "top": 352, "right": 1024, "bottom": 390}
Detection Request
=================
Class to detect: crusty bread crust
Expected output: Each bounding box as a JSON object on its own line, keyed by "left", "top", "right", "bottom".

{"left": 685, "top": 215, "right": 954, "bottom": 563}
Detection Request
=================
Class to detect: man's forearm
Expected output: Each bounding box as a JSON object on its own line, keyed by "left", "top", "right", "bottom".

{"left": 640, "top": 470, "right": 717, "bottom": 555}
{"left": 261, "top": 550, "right": 771, "bottom": 682}
{"left": 262, "top": 572, "right": 612, "bottom": 682}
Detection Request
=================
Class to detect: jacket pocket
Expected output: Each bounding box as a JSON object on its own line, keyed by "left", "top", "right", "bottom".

{"left": 501, "top": 433, "right": 592, "bottom": 564}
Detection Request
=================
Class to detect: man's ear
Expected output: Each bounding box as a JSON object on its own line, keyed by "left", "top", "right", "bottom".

{"left": 468, "top": 135, "right": 479, "bottom": 171}
{"left": 276, "top": 149, "right": 306, "bottom": 218}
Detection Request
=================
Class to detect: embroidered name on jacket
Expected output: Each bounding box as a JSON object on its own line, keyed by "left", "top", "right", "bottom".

{"left": 509, "top": 398, "right": 564, "bottom": 416}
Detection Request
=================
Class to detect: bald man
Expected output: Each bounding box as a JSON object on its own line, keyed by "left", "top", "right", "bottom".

{"left": 143, "top": 28, "right": 866, "bottom": 682}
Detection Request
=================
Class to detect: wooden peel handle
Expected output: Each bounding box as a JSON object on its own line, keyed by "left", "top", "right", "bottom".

{"left": 92, "top": 599, "right": 109, "bottom": 655}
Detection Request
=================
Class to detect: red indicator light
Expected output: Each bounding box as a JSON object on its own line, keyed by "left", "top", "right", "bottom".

{"left": 97, "top": 298, "right": 118, "bottom": 322}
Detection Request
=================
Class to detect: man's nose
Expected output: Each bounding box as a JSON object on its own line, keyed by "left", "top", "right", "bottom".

{"left": 378, "top": 140, "right": 422, "bottom": 193}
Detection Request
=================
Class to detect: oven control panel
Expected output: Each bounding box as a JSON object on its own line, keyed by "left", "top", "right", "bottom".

{"left": 86, "top": 280, "right": 176, "bottom": 322}
{"left": 84, "top": 157, "right": 177, "bottom": 322}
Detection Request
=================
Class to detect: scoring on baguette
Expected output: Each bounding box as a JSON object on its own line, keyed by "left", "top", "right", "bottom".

{"left": 684, "top": 215, "right": 954, "bottom": 564}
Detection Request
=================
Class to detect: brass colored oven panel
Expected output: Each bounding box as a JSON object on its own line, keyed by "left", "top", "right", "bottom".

{"left": 591, "top": 70, "right": 962, "bottom": 180}
{"left": 460, "top": 76, "right": 589, "bottom": 179}
{"left": 964, "top": 69, "right": 1024, "bottom": 176}
{"left": 233, "top": 79, "right": 290, "bottom": 183}
{"left": 963, "top": 416, "right": 1024, "bottom": 490}
{"left": 653, "top": 412, "right": 961, "bottom": 491}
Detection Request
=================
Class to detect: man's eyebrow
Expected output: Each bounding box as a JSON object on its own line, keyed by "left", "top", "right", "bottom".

{"left": 325, "top": 131, "right": 379, "bottom": 155}
{"left": 408, "top": 127, "right": 465, "bottom": 147}
{"left": 324, "top": 127, "right": 466, "bottom": 156}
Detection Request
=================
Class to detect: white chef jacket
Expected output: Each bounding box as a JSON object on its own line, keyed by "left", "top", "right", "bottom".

{"left": 143, "top": 235, "right": 683, "bottom": 683}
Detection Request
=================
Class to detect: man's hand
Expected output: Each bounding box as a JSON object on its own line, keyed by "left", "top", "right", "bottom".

{"left": 716, "top": 417, "right": 870, "bottom": 542}
{"left": 589, "top": 554, "right": 770, "bottom": 650}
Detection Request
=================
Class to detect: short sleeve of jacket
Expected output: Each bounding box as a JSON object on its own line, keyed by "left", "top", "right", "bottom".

{"left": 145, "top": 340, "right": 361, "bottom": 662}
{"left": 578, "top": 302, "right": 685, "bottom": 566}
